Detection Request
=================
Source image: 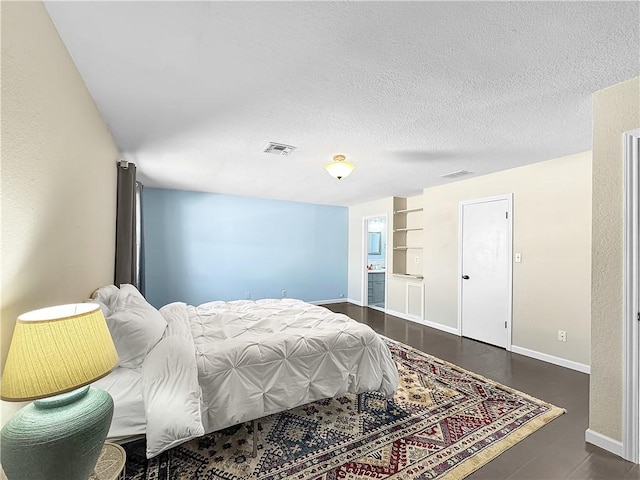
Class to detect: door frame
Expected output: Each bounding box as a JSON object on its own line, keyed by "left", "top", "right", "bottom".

{"left": 457, "top": 193, "right": 514, "bottom": 350}
{"left": 362, "top": 214, "right": 388, "bottom": 311}
{"left": 623, "top": 129, "right": 640, "bottom": 463}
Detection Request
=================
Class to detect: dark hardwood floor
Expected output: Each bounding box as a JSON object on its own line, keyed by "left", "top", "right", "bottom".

{"left": 324, "top": 303, "right": 640, "bottom": 480}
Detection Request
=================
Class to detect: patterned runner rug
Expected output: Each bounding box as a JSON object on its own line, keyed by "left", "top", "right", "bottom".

{"left": 123, "top": 338, "right": 565, "bottom": 479}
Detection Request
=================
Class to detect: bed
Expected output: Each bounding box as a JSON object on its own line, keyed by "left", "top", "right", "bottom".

{"left": 90, "top": 285, "right": 399, "bottom": 458}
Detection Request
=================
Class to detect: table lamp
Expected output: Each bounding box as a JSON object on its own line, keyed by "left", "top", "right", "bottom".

{"left": 0, "top": 303, "right": 119, "bottom": 480}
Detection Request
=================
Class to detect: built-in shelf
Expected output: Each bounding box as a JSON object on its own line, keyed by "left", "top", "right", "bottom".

{"left": 392, "top": 196, "right": 424, "bottom": 277}
{"left": 394, "top": 207, "right": 423, "bottom": 214}
{"left": 392, "top": 273, "right": 424, "bottom": 279}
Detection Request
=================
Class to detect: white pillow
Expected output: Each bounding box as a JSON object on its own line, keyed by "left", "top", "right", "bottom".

{"left": 91, "top": 284, "right": 120, "bottom": 316}
{"left": 105, "top": 284, "right": 167, "bottom": 368}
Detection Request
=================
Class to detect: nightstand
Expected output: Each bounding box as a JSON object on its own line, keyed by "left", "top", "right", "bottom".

{"left": 88, "top": 442, "right": 126, "bottom": 480}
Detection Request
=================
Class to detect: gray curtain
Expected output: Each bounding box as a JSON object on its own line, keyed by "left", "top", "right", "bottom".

{"left": 136, "top": 181, "right": 145, "bottom": 295}
{"left": 115, "top": 161, "right": 145, "bottom": 294}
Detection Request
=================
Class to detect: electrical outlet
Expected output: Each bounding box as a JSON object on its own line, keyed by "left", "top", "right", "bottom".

{"left": 245, "top": 292, "right": 251, "bottom": 300}
{"left": 281, "top": 290, "right": 287, "bottom": 298}
{"left": 558, "top": 330, "right": 567, "bottom": 342}
{"left": 414, "top": 256, "right": 420, "bottom": 264}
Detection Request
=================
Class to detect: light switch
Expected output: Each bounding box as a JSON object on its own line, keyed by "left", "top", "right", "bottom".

{"left": 515, "top": 253, "right": 522, "bottom": 263}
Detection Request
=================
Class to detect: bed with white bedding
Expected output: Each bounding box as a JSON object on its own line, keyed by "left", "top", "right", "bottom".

{"left": 91, "top": 285, "right": 399, "bottom": 458}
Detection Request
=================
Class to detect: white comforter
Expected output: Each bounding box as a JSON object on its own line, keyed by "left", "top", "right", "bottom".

{"left": 141, "top": 299, "right": 399, "bottom": 457}
{"left": 187, "top": 299, "right": 398, "bottom": 432}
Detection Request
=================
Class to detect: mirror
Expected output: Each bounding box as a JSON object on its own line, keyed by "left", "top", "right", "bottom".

{"left": 368, "top": 232, "right": 382, "bottom": 255}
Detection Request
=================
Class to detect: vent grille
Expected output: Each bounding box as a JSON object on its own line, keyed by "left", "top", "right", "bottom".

{"left": 263, "top": 142, "right": 297, "bottom": 156}
{"left": 440, "top": 169, "right": 473, "bottom": 179}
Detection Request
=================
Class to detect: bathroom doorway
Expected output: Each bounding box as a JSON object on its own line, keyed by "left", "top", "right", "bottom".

{"left": 364, "top": 215, "right": 387, "bottom": 311}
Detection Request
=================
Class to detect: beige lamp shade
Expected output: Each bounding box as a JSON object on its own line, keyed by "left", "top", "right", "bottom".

{"left": 324, "top": 154, "right": 355, "bottom": 180}
{"left": 1, "top": 303, "right": 118, "bottom": 401}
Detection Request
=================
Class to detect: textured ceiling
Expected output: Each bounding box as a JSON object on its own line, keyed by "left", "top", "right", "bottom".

{"left": 44, "top": 1, "right": 639, "bottom": 206}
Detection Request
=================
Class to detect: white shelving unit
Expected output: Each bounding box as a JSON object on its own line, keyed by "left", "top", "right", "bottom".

{"left": 392, "top": 197, "right": 423, "bottom": 277}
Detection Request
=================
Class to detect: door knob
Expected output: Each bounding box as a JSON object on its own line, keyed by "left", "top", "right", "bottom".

{"left": 462, "top": 275, "right": 470, "bottom": 280}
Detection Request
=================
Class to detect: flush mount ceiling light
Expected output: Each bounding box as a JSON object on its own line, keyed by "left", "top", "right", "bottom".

{"left": 324, "top": 154, "right": 355, "bottom": 180}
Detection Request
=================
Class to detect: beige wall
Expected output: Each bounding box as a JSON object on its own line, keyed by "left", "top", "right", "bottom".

{"left": 423, "top": 152, "right": 592, "bottom": 365}
{"left": 1, "top": 0, "right": 119, "bottom": 385}
{"left": 590, "top": 77, "right": 640, "bottom": 442}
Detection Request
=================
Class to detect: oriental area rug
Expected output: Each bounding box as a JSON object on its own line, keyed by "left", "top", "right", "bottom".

{"left": 123, "top": 338, "right": 565, "bottom": 480}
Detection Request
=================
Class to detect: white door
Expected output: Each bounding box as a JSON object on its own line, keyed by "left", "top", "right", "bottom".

{"left": 459, "top": 195, "right": 512, "bottom": 349}
{"left": 622, "top": 129, "right": 640, "bottom": 463}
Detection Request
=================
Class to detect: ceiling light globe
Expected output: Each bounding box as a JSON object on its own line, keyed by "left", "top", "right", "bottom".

{"left": 324, "top": 154, "right": 355, "bottom": 180}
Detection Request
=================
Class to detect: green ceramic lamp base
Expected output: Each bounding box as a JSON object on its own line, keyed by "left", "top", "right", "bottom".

{"left": 1, "top": 386, "right": 114, "bottom": 480}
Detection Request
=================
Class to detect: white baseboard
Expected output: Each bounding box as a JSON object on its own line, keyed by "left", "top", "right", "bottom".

{"left": 385, "top": 308, "right": 422, "bottom": 324}
{"left": 311, "top": 298, "right": 348, "bottom": 305}
{"left": 385, "top": 308, "right": 460, "bottom": 335}
{"left": 585, "top": 428, "right": 624, "bottom": 457}
{"left": 422, "top": 319, "right": 460, "bottom": 336}
{"left": 341, "top": 302, "right": 591, "bottom": 376}
{"left": 511, "top": 345, "right": 590, "bottom": 374}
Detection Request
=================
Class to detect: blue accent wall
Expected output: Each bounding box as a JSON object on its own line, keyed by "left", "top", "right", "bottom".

{"left": 143, "top": 188, "right": 348, "bottom": 308}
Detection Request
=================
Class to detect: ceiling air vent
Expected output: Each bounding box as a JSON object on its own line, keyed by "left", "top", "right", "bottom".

{"left": 263, "top": 142, "right": 297, "bottom": 156}
{"left": 440, "top": 169, "right": 473, "bottom": 179}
